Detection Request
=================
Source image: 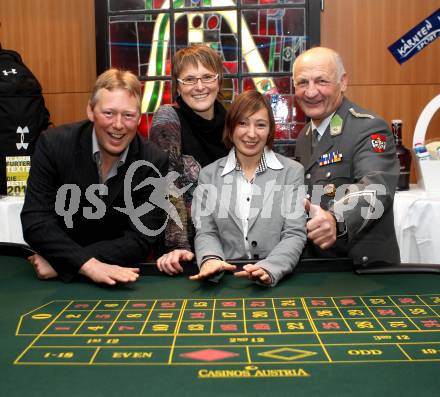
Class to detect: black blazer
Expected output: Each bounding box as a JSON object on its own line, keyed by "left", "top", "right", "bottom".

{"left": 21, "top": 120, "right": 168, "bottom": 281}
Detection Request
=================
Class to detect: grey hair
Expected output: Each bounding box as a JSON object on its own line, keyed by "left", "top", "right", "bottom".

{"left": 292, "top": 47, "right": 346, "bottom": 82}
{"left": 333, "top": 51, "right": 346, "bottom": 81}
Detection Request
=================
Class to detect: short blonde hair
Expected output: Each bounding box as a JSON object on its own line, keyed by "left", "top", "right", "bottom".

{"left": 223, "top": 91, "right": 275, "bottom": 150}
{"left": 172, "top": 44, "right": 223, "bottom": 100}
{"left": 90, "top": 68, "right": 141, "bottom": 112}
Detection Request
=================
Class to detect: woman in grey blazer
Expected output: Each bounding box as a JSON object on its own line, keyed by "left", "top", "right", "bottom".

{"left": 190, "top": 91, "right": 307, "bottom": 286}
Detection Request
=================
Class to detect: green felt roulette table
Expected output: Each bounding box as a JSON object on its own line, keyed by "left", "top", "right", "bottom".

{"left": 1, "top": 255, "right": 440, "bottom": 397}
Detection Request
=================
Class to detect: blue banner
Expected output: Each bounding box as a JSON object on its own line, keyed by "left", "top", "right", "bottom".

{"left": 388, "top": 8, "right": 440, "bottom": 64}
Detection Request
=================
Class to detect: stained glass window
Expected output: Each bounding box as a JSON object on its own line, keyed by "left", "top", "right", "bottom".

{"left": 95, "top": 0, "right": 320, "bottom": 145}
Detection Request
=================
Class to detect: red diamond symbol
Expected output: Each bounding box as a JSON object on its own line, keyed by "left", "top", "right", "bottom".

{"left": 179, "top": 349, "right": 239, "bottom": 362}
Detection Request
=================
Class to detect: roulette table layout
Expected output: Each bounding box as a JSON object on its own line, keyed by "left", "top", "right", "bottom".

{"left": 1, "top": 255, "right": 439, "bottom": 397}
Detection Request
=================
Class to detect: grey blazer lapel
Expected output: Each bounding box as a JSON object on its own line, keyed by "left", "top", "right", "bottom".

{"left": 304, "top": 128, "right": 334, "bottom": 172}
{"left": 302, "top": 97, "right": 353, "bottom": 172}
{"left": 306, "top": 98, "right": 353, "bottom": 172}
{"left": 297, "top": 124, "right": 313, "bottom": 166}
{"left": 216, "top": 161, "right": 243, "bottom": 233}
{"left": 248, "top": 167, "right": 279, "bottom": 231}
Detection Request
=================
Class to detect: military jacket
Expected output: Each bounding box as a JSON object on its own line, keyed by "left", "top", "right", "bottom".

{"left": 295, "top": 97, "right": 400, "bottom": 266}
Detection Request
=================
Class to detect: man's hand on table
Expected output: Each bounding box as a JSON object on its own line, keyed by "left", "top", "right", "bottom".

{"left": 79, "top": 258, "right": 140, "bottom": 285}
{"left": 28, "top": 253, "right": 58, "bottom": 280}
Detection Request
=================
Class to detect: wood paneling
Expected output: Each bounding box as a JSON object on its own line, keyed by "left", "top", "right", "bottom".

{"left": 321, "top": 0, "right": 440, "bottom": 85}
{"left": 346, "top": 85, "right": 440, "bottom": 144}
{"left": 44, "top": 93, "right": 91, "bottom": 127}
{"left": 321, "top": 0, "right": 440, "bottom": 181}
{"left": 0, "top": 0, "right": 96, "bottom": 125}
{"left": 0, "top": 0, "right": 96, "bottom": 92}
{"left": 347, "top": 85, "right": 440, "bottom": 181}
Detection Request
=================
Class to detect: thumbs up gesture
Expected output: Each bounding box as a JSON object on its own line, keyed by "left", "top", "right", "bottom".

{"left": 304, "top": 198, "right": 337, "bottom": 249}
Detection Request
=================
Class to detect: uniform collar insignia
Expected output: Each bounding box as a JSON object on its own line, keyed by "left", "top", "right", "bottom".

{"left": 330, "top": 114, "right": 343, "bottom": 136}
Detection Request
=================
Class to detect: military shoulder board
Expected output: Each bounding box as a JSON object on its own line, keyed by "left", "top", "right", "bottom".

{"left": 349, "top": 108, "right": 375, "bottom": 119}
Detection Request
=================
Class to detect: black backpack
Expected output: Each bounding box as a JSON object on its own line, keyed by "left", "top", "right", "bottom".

{"left": 0, "top": 47, "right": 51, "bottom": 195}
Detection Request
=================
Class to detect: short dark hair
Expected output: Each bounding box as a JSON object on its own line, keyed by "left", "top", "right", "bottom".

{"left": 223, "top": 90, "right": 275, "bottom": 150}
{"left": 171, "top": 44, "right": 223, "bottom": 100}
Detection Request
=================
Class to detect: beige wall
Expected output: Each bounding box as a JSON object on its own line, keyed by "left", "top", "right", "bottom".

{"left": 1, "top": 0, "right": 439, "bottom": 180}
{"left": 321, "top": 0, "right": 440, "bottom": 181}
{"left": 0, "top": 0, "right": 96, "bottom": 127}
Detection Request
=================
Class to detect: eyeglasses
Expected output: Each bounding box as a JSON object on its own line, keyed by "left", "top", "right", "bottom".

{"left": 177, "top": 74, "right": 219, "bottom": 85}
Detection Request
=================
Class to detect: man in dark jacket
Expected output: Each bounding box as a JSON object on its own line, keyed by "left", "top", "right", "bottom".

{"left": 21, "top": 69, "right": 168, "bottom": 284}
{"left": 293, "top": 47, "right": 400, "bottom": 266}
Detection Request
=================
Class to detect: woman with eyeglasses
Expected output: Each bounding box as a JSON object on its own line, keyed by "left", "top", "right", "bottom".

{"left": 149, "top": 44, "right": 228, "bottom": 275}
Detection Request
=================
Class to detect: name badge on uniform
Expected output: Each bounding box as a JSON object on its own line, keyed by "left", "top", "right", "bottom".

{"left": 319, "top": 150, "right": 343, "bottom": 166}
{"left": 330, "top": 114, "right": 343, "bottom": 136}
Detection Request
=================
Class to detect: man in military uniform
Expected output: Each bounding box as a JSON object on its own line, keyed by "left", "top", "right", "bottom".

{"left": 293, "top": 47, "right": 400, "bottom": 266}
